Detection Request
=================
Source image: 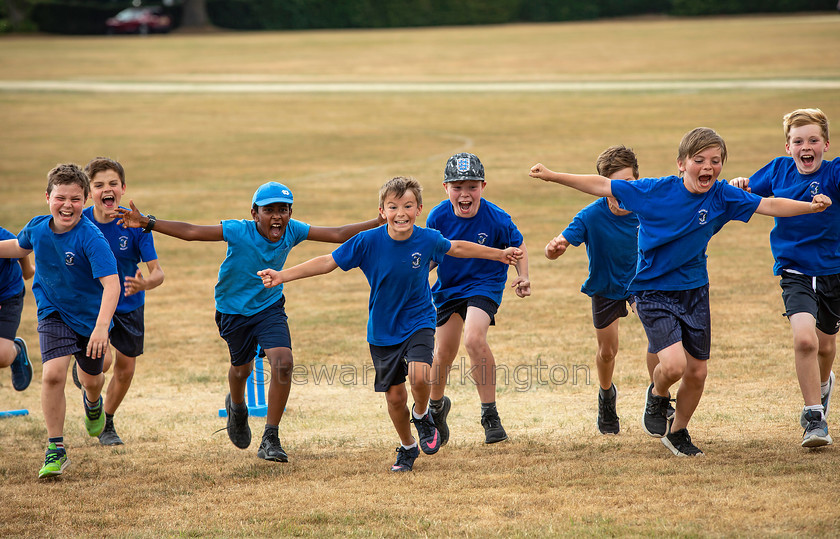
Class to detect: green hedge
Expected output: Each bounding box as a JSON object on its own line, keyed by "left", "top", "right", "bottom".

{"left": 670, "top": 0, "right": 836, "bottom": 15}
{"left": 29, "top": 0, "right": 181, "bottom": 34}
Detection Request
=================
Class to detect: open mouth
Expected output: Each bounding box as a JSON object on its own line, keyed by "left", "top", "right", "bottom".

{"left": 58, "top": 209, "right": 75, "bottom": 220}
{"left": 269, "top": 223, "right": 285, "bottom": 238}
{"left": 102, "top": 194, "right": 116, "bottom": 208}
{"left": 458, "top": 201, "right": 472, "bottom": 213}
{"left": 800, "top": 155, "right": 815, "bottom": 167}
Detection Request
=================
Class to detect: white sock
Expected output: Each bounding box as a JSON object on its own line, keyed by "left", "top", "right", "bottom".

{"left": 412, "top": 406, "right": 427, "bottom": 419}
{"left": 401, "top": 442, "right": 417, "bottom": 450}
{"left": 821, "top": 380, "right": 831, "bottom": 398}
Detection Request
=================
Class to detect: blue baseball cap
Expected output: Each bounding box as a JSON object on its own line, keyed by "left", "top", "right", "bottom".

{"left": 252, "top": 182, "right": 293, "bottom": 206}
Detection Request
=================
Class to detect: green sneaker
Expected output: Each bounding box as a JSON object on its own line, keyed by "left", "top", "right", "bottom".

{"left": 38, "top": 443, "right": 69, "bottom": 479}
{"left": 83, "top": 393, "right": 105, "bottom": 437}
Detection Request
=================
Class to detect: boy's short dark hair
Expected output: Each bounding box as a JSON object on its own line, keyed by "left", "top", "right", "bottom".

{"left": 783, "top": 108, "right": 829, "bottom": 143}
{"left": 596, "top": 145, "right": 639, "bottom": 179}
{"left": 379, "top": 176, "right": 423, "bottom": 208}
{"left": 47, "top": 163, "right": 90, "bottom": 198}
{"left": 678, "top": 127, "right": 727, "bottom": 166}
{"left": 84, "top": 157, "right": 125, "bottom": 186}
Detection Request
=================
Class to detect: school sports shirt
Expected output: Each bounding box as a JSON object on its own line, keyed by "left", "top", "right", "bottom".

{"left": 611, "top": 177, "right": 761, "bottom": 292}
{"left": 17, "top": 215, "right": 118, "bottom": 335}
{"left": 561, "top": 197, "right": 639, "bottom": 300}
{"left": 215, "top": 218, "right": 310, "bottom": 316}
{"left": 0, "top": 227, "right": 24, "bottom": 302}
{"left": 332, "top": 225, "right": 451, "bottom": 346}
{"left": 426, "top": 199, "right": 523, "bottom": 307}
{"left": 749, "top": 156, "right": 840, "bottom": 276}
{"left": 83, "top": 206, "right": 158, "bottom": 314}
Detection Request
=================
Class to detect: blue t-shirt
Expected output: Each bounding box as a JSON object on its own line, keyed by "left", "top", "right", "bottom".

{"left": 749, "top": 156, "right": 840, "bottom": 276}
{"left": 17, "top": 215, "right": 118, "bottom": 336}
{"left": 0, "top": 227, "right": 24, "bottom": 302}
{"left": 215, "top": 218, "right": 310, "bottom": 316}
{"left": 426, "top": 199, "right": 523, "bottom": 307}
{"left": 83, "top": 206, "right": 159, "bottom": 314}
{"left": 332, "top": 225, "right": 451, "bottom": 346}
{"left": 562, "top": 198, "right": 639, "bottom": 300}
{"left": 611, "top": 176, "right": 761, "bottom": 292}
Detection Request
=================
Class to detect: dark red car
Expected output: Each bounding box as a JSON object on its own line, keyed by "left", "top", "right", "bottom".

{"left": 106, "top": 7, "right": 172, "bottom": 34}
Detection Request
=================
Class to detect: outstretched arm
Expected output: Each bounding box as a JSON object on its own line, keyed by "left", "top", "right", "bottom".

{"left": 0, "top": 239, "right": 31, "bottom": 260}
{"left": 258, "top": 254, "right": 339, "bottom": 288}
{"left": 447, "top": 240, "right": 522, "bottom": 265}
{"left": 306, "top": 214, "right": 385, "bottom": 243}
{"left": 729, "top": 177, "right": 751, "bottom": 192}
{"left": 112, "top": 200, "right": 224, "bottom": 241}
{"left": 544, "top": 234, "right": 571, "bottom": 260}
{"left": 510, "top": 242, "right": 530, "bottom": 298}
{"left": 88, "top": 274, "right": 120, "bottom": 359}
{"left": 755, "top": 194, "right": 831, "bottom": 217}
{"left": 529, "top": 163, "right": 613, "bottom": 198}
{"left": 124, "top": 259, "right": 165, "bottom": 297}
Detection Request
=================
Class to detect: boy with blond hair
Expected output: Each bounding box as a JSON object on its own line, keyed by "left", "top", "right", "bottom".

{"left": 531, "top": 127, "right": 831, "bottom": 456}
{"left": 426, "top": 153, "right": 530, "bottom": 445}
{"left": 0, "top": 164, "right": 120, "bottom": 478}
{"left": 730, "top": 108, "right": 840, "bottom": 448}
{"left": 258, "top": 176, "right": 522, "bottom": 471}
{"left": 544, "top": 145, "right": 660, "bottom": 434}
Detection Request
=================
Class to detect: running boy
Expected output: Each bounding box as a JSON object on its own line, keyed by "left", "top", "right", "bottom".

{"left": 113, "top": 181, "right": 382, "bottom": 462}
{"left": 257, "top": 176, "right": 523, "bottom": 471}
{"left": 0, "top": 163, "right": 120, "bottom": 478}
{"left": 426, "top": 153, "right": 530, "bottom": 445}
{"left": 729, "top": 108, "right": 840, "bottom": 448}
{"left": 543, "top": 145, "right": 660, "bottom": 435}
{"left": 76, "top": 157, "right": 165, "bottom": 446}
{"left": 530, "top": 127, "right": 831, "bottom": 456}
{"left": 0, "top": 227, "right": 35, "bottom": 392}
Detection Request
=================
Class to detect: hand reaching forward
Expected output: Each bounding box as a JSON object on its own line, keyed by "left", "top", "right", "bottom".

{"left": 257, "top": 269, "right": 283, "bottom": 288}
{"left": 811, "top": 194, "right": 832, "bottom": 212}
{"left": 511, "top": 276, "right": 531, "bottom": 298}
{"left": 110, "top": 200, "right": 146, "bottom": 229}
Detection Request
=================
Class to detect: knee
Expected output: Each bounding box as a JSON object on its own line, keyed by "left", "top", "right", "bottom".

{"left": 114, "top": 357, "right": 136, "bottom": 382}
{"left": 385, "top": 391, "right": 406, "bottom": 410}
{"left": 793, "top": 334, "right": 819, "bottom": 357}
{"left": 463, "top": 332, "right": 488, "bottom": 356}
{"left": 267, "top": 353, "right": 293, "bottom": 378}
{"left": 597, "top": 343, "right": 618, "bottom": 364}
{"left": 683, "top": 364, "right": 707, "bottom": 386}
{"left": 230, "top": 364, "right": 253, "bottom": 382}
{"left": 659, "top": 362, "right": 685, "bottom": 382}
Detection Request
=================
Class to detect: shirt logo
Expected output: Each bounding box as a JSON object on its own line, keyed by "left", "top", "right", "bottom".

{"left": 411, "top": 252, "right": 423, "bottom": 269}
{"left": 119, "top": 236, "right": 129, "bottom": 250}
{"left": 810, "top": 182, "right": 820, "bottom": 196}
{"left": 476, "top": 232, "right": 488, "bottom": 245}
{"left": 457, "top": 157, "right": 471, "bottom": 173}
{"left": 65, "top": 252, "right": 76, "bottom": 266}
{"left": 698, "top": 209, "right": 708, "bottom": 225}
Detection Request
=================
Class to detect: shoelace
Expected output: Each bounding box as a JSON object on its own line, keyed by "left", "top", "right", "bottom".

{"left": 44, "top": 450, "right": 65, "bottom": 465}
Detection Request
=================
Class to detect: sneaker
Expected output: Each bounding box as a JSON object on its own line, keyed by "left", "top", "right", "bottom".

{"left": 411, "top": 406, "right": 441, "bottom": 455}
{"left": 802, "top": 409, "right": 833, "bottom": 448}
{"left": 257, "top": 431, "right": 288, "bottom": 462}
{"left": 430, "top": 396, "right": 451, "bottom": 446}
{"left": 224, "top": 393, "right": 251, "bottom": 449}
{"left": 98, "top": 421, "right": 124, "bottom": 446}
{"left": 38, "top": 443, "right": 70, "bottom": 479}
{"left": 10, "top": 337, "right": 33, "bottom": 391}
{"left": 71, "top": 359, "right": 82, "bottom": 390}
{"left": 661, "top": 423, "right": 704, "bottom": 457}
{"left": 390, "top": 445, "right": 420, "bottom": 472}
{"left": 597, "top": 384, "right": 620, "bottom": 434}
{"left": 642, "top": 383, "right": 670, "bottom": 438}
{"left": 83, "top": 393, "right": 105, "bottom": 437}
{"left": 801, "top": 371, "right": 835, "bottom": 429}
{"left": 667, "top": 399, "right": 676, "bottom": 420}
{"left": 481, "top": 408, "right": 508, "bottom": 444}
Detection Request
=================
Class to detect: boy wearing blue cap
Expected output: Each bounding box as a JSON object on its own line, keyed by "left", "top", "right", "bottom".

{"left": 113, "top": 181, "right": 383, "bottom": 462}
{"left": 426, "top": 153, "right": 530, "bottom": 445}
{"left": 0, "top": 227, "right": 34, "bottom": 392}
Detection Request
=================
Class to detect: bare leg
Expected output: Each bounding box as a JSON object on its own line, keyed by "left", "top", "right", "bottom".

{"left": 462, "top": 307, "right": 495, "bottom": 403}
{"left": 264, "top": 347, "right": 293, "bottom": 425}
{"left": 594, "top": 319, "right": 620, "bottom": 391}
{"left": 103, "top": 351, "right": 136, "bottom": 415}
{"left": 430, "top": 315, "right": 464, "bottom": 401}
{"left": 385, "top": 383, "right": 413, "bottom": 445}
{"left": 789, "top": 313, "right": 821, "bottom": 406}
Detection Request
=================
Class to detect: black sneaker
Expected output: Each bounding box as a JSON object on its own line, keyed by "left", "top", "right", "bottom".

{"left": 667, "top": 399, "right": 676, "bottom": 420}
{"left": 390, "top": 445, "right": 420, "bottom": 472}
{"left": 642, "top": 383, "right": 670, "bottom": 438}
{"left": 411, "top": 406, "right": 441, "bottom": 455}
{"left": 98, "top": 420, "right": 124, "bottom": 446}
{"left": 71, "top": 359, "right": 82, "bottom": 390}
{"left": 597, "top": 384, "right": 620, "bottom": 434}
{"left": 481, "top": 408, "right": 508, "bottom": 444}
{"left": 224, "top": 393, "right": 251, "bottom": 449}
{"left": 10, "top": 337, "right": 33, "bottom": 391}
{"left": 430, "top": 396, "right": 451, "bottom": 446}
{"left": 661, "top": 421, "right": 704, "bottom": 457}
{"left": 257, "top": 431, "right": 288, "bottom": 462}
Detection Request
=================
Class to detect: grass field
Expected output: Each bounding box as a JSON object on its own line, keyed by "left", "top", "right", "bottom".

{"left": 1, "top": 12, "right": 840, "bottom": 537}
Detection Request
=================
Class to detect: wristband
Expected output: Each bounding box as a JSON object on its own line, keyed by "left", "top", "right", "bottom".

{"left": 143, "top": 215, "right": 156, "bottom": 233}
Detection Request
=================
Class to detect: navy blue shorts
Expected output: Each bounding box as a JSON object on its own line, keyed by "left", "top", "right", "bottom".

{"left": 591, "top": 294, "right": 631, "bottom": 330}
{"left": 0, "top": 289, "right": 24, "bottom": 341}
{"left": 634, "top": 285, "right": 711, "bottom": 360}
{"left": 780, "top": 271, "right": 840, "bottom": 336}
{"left": 38, "top": 312, "right": 104, "bottom": 375}
{"left": 215, "top": 297, "right": 292, "bottom": 367}
{"left": 436, "top": 296, "right": 498, "bottom": 327}
{"left": 368, "top": 328, "right": 435, "bottom": 392}
{"left": 110, "top": 305, "right": 145, "bottom": 357}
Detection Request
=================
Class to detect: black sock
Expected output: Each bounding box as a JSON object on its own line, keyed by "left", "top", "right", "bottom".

{"left": 481, "top": 402, "right": 497, "bottom": 415}
{"left": 263, "top": 424, "right": 279, "bottom": 438}
{"left": 105, "top": 412, "right": 115, "bottom": 426}
{"left": 429, "top": 397, "right": 444, "bottom": 411}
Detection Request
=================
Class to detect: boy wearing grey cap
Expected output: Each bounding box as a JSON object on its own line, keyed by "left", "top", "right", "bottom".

{"left": 112, "top": 182, "right": 382, "bottom": 462}
{"left": 426, "top": 153, "right": 530, "bottom": 444}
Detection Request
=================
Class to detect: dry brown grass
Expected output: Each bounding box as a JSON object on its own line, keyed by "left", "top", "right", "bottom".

{"left": 1, "top": 13, "right": 840, "bottom": 537}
